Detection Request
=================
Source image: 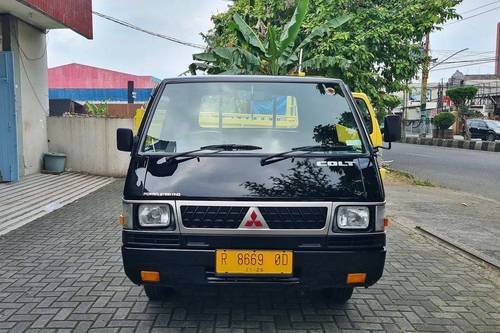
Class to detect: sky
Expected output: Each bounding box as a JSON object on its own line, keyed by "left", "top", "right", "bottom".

{"left": 47, "top": 0, "right": 499, "bottom": 83}
{"left": 47, "top": 0, "right": 230, "bottom": 78}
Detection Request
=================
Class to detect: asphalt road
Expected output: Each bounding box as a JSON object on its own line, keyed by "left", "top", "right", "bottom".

{"left": 383, "top": 143, "right": 500, "bottom": 200}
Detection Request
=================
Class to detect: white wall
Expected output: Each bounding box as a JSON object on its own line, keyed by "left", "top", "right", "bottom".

{"left": 12, "top": 19, "right": 49, "bottom": 176}
{"left": 47, "top": 117, "right": 133, "bottom": 177}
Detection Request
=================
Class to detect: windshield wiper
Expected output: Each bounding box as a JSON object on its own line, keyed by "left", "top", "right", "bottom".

{"left": 260, "top": 145, "right": 354, "bottom": 166}
{"left": 200, "top": 144, "right": 262, "bottom": 151}
{"left": 158, "top": 144, "right": 262, "bottom": 165}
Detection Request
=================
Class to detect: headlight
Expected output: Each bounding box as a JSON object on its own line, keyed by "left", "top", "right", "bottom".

{"left": 337, "top": 206, "right": 370, "bottom": 229}
{"left": 138, "top": 204, "right": 173, "bottom": 227}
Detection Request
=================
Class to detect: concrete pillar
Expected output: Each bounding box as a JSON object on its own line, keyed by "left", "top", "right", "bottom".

{"left": 10, "top": 18, "right": 49, "bottom": 176}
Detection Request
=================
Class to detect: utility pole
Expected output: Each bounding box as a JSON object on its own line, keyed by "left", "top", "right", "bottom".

{"left": 401, "top": 83, "right": 408, "bottom": 139}
{"left": 437, "top": 79, "right": 443, "bottom": 113}
{"left": 419, "top": 32, "right": 430, "bottom": 138}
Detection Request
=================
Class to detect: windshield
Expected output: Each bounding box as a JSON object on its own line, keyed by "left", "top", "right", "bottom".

{"left": 485, "top": 120, "right": 500, "bottom": 129}
{"left": 142, "top": 81, "right": 367, "bottom": 155}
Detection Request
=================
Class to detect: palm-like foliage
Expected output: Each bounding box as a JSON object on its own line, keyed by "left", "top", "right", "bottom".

{"left": 190, "top": 0, "right": 350, "bottom": 75}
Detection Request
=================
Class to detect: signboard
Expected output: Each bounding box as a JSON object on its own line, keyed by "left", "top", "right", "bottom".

{"left": 409, "top": 88, "right": 432, "bottom": 103}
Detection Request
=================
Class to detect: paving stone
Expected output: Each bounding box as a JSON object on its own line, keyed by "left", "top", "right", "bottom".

{"left": 0, "top": 181, "right": 498, "bottom": 332}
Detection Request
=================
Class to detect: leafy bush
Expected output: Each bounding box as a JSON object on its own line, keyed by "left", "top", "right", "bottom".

{"left": 85, "top": 102, "right": 107, "bottom": 117}
{"left": 432, "top": 112, "right": 456, "bottom": 130}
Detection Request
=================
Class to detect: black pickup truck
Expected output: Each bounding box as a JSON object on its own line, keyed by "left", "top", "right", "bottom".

{"left": 117, "top": 76, "right": 400, "bottom": 303}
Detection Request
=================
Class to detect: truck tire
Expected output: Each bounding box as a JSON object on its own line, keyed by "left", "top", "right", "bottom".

{"left": 323, "top": 287, "right": 354, "bottom": 304}
{"left": 143, "top": 285, "right": 173, "bottom": 301}
{"left": 487, "top": 133, "right": 495, "bottom": 142}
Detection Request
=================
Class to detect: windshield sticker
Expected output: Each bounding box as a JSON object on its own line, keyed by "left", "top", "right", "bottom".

{"left": 316, "top": 161, "right": 355, "bottom": 167}
{"left": 326, "top": 87, "right": 336, "bottom": 96}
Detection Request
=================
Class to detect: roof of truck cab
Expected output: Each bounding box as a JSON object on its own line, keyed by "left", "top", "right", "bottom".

{"left": 162, "top": 75, "right": 345, "bottom": 84}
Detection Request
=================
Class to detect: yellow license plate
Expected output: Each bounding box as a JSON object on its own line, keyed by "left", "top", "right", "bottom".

{"left": 215, "top": 250, "right": 293, "bottom": 275}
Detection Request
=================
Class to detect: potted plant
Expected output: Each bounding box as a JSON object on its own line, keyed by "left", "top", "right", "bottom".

{"left": 432, "top": 112, "right": 456, "bottom": 139}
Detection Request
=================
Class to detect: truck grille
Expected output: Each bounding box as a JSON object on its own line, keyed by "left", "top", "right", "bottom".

{"left": 181, "top": 206, "right": 248, "bottom": 228}
{"left": 259, "top": 207, "right": 327, "bottom": 229}
{"left": 180, "top": 206, "right": 327, "bottom": 229}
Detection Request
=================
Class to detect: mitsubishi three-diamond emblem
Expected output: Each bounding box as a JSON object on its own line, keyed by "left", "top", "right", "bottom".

{"left": 239, "top": 207, "right": 269, "bottom": 229}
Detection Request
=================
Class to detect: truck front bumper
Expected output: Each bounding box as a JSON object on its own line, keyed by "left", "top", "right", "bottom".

{"left": 122, "top": 246, "right": 386, "bottom": 288}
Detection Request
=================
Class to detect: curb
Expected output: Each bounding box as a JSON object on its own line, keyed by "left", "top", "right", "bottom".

{"left": 403, "top": 137, "right": 500, "bottom": 152}
{"left": 415, "top": 226, "right": 500, "bottom": 270}
{"left": 393, "top": 219, "right": 500, "bottom": 270}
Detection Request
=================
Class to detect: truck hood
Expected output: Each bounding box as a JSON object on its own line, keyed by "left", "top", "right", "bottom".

{"left": 124, "top": 155, "right": 383, "bottom": 201}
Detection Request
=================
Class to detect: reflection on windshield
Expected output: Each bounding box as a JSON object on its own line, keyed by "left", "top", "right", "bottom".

{"left": 142, "top": 81, "right": 365, "bottom": 155}
{"left": 242, "top": 159, "right": 365, "bottom": 198}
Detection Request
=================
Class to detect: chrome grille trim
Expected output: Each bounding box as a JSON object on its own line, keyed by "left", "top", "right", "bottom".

{"left": 122, "top": 199, "right": 385, "bottom": 236}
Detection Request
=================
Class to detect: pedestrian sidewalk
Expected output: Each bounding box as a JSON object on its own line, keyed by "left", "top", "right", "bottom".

{"left": 385, "top": 176, "right": 500, "bottom": 268}
{"left": 0, "top": 172, "right": 114, "bottom": 235}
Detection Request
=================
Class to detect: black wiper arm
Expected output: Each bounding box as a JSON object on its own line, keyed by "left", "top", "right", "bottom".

{"left": 260, "top": 145, "right": 327, "bottom": 166}
{"left": 260, "top": 145, "right": 353, "bottom": 166}
{"left": 157, "top": 148, "right": 206, "bottom": 165}
{"left": 158, "top": 144, "right": 262, "bottom": 165}
{"left": 200, "top": 144, "right": 262, "bottom": 151}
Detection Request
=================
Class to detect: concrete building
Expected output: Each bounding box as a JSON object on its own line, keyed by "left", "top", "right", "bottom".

{"left": 0, "top": 0, "right": 92, "bottom": 182}
{"left": 447, "top": 71, "right": 500, "bottom": 116}
{"left": 48, "top": 63, "right": 160, "bottom": 104}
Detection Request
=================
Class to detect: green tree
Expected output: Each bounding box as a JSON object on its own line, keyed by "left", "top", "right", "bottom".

{"left": 446, "top": 86, "right": 478, "bottom": 138}
{"left": 190, "top": 0, "right": 351, "bottom": 75}
{"left": 200, "top": 0, "right": 461, "bottom": 118}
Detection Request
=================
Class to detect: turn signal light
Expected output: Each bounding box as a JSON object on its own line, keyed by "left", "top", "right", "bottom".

{"left": 141, "top": 271, "right": 160, "bottom": 282}
{"left": 119, "top": 214, "right": 125, "bottom": 225}
{"left": 384, "top": 217, "right": 390, "bottom": 229}
{"left": 347, "top": 273, "right": 366, "bottom": 284}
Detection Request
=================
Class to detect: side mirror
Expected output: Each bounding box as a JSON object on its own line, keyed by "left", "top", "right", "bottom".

{"left": 117, "top": 128, "right": 134, "bottom": 152}
{"left": 383, "top": 115, "right": 401, "bottom": 143}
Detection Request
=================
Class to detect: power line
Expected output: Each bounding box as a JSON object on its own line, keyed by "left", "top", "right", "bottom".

{"left": 437, "top": 57, "right": 499, "bottom": 65}
{"left": 443, "top": 5, "right": 500, "bottom": 26}
{"left": 13, "top": 37, "right": 50, "bottom": 113}
{"left": 11, "top": 32, "right": 47, "bottom": 61}
{"left": 431, "top": 50, "right": 495, "bottom": 56}
{"left": 458, "top": 0, "right": 500, "bottom": 15}
{"left": 92, "top": 11, "right": 205, "bottom": 49}
{"left": 429, "top": 48, "right": 468, "bottom": 70}
{"left": 430, "top": 60, "right": 497, "bottom": 72}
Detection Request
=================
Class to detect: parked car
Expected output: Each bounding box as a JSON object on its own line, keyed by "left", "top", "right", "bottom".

{"left": 467, "top": 119, "right": 500, "bottom": 141}
{"left": 116, "top": 76, "right": 401, "bottom": 303}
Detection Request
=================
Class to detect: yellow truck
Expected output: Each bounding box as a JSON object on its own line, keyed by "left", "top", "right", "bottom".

{"left": 352, "top": 92, "right": 386, "bottom": 179}
{"left": 352, "top": 92, "right": 383, "bottom": 147}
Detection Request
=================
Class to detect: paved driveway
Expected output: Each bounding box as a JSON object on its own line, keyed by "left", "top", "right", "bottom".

{"left": 0, "top": 181, "right": 499, "bottom": 332}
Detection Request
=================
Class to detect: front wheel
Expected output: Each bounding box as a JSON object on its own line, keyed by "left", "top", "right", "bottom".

{"left": 487, "top": 134, "right": 495, "bottom": 142}
{"left": 323, "top": 287, "right": 354, "bottom": 304}
{"left": 143, "top": 285, "right": 173, "bottom": 301}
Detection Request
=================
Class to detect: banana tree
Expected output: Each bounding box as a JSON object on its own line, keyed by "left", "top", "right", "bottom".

{"left": 190, "top": 0, "right": 351, "bottom": 75}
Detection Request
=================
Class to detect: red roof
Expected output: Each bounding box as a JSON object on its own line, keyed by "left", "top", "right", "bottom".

{"left": 21, "top": 0, "right": 93, "bottom": 39}
{"left": 48, "top": 63, "right": 160, "bottom": 89}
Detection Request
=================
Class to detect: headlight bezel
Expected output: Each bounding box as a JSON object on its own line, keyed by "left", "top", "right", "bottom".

{"left": 334, "top": 205, "right": 372, "bottom": 231}
{"left": 136, "top": 204, "right": 176, "bottom": 229}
